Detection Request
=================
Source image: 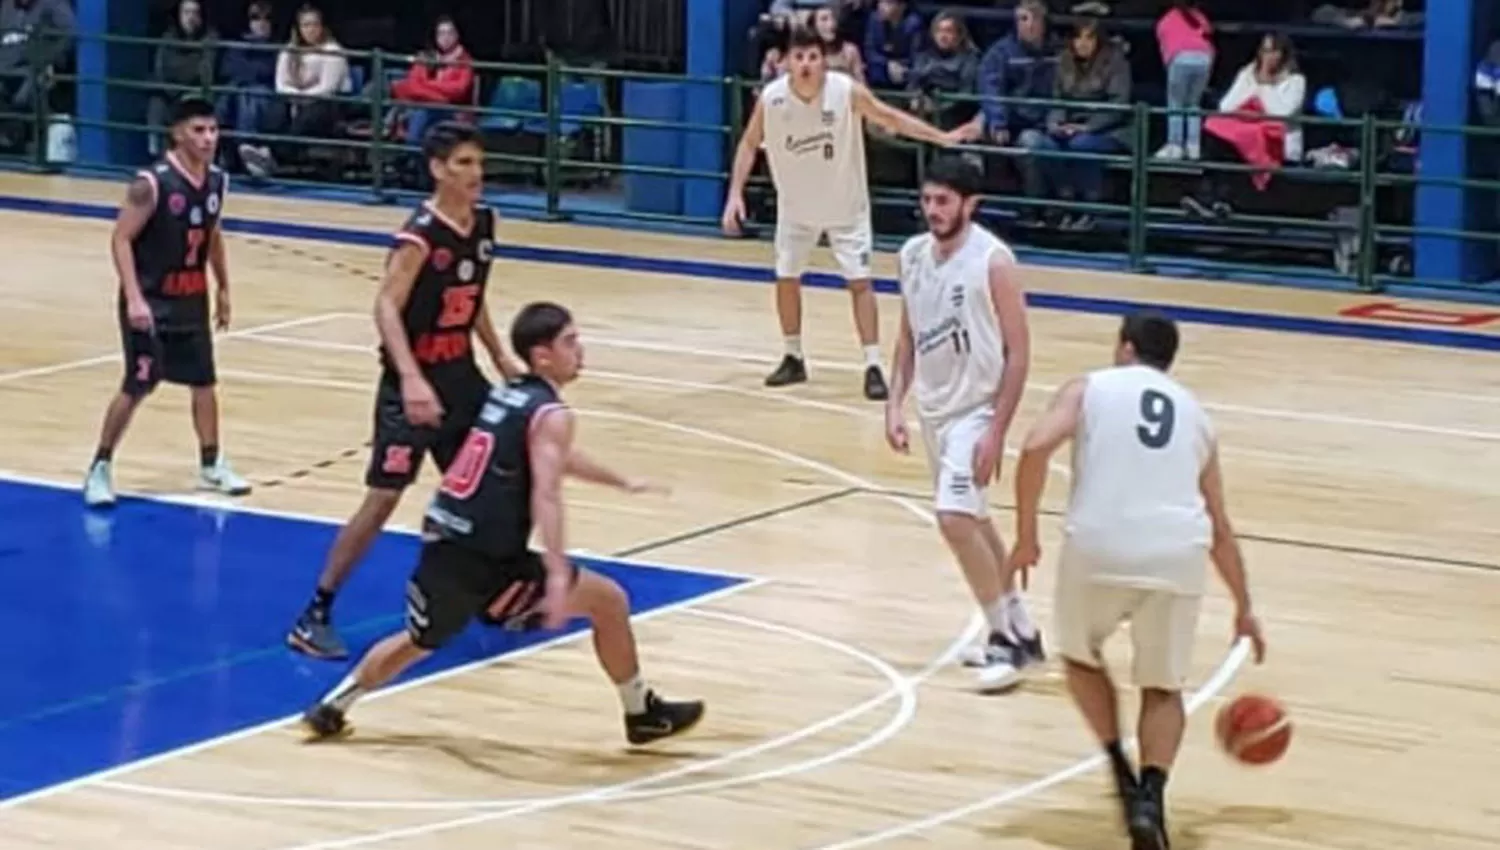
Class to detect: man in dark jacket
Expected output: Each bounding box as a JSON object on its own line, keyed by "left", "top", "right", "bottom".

{"left": 217, "top": 1, "right": 277, "bottom": 142}
{"left": 0, "top": 0, "right": 75, "bottom": 149}
{"left": 973, "top": 0, "right": 1058, "bottom": 146}
{"left": 864, "top": 0, "right": 923, "bottom": 89}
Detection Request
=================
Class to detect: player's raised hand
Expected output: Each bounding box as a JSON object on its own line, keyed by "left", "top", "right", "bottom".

{"left": 721, "top": 194, "right": 746, "bottom": 236}
{"left": 401, "top": 375, "right": 444, "bottom": 427}
{"left": 972, "top": 426, "right": 1004, "bottom": 486}
{"left": 884, "top": 403, "right": 910, "bottom": 453}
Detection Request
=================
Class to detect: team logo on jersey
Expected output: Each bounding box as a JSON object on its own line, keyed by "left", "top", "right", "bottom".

{"left": 821, "top": 109, "right": 834, "bottom": 126}
{"left": 769, "top": 96, "right": 785, "bottom": 107}
{"left": 457, "top": 259, "right": 475, "bottom": 282}
{"left": 431, "top": 248, "right": 454, "bottom": 272}
{"left": 416, "top": 212, "right": 433, "bottom": 227}
{"left": 950, "top": 284, "right": 965, "bottom": 309}
{"left": 206, "top": 192, "right": 220, "bottom": 215}
{"left": 189, "top": 206, "right": 202, "bottom": 226}
{"left": 476, "top": 239, "right": 493, "bottom": 263}
{"left": 168, "top": 193, "right": 187, "bottom": 215}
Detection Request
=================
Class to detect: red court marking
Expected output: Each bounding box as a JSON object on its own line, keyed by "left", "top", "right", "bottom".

{"left": 1340, "top": 302, "right": 1500, "bottom": 328}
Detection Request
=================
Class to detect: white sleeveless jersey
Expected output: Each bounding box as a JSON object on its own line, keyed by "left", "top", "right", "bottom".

{"left": 1064, "top": 364, "right": 1215, "bottom": 593}
{"left": 898, "top": 224, "right": 1015, "bottom": 425}
{"left": 760, "top": 71, "right": 870, "bottom": 226}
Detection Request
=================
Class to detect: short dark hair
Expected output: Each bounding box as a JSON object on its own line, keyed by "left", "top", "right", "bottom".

{"left": 1119, "top": 310, "right": 1179, "bottom": 370}
{"left": 923, "top": 154, "right": 983, "bottom": 198}
{"left": 510, "top": 302, "right": 574, "bottom": 366}
{"left": 169, "top": 96, "right": 217, "bottom": 127}
{"left": 421, "top": 121, "right": 483, "bottom": 163}
{"left": 787, "top": 25, "right": 824, "bottom": 51}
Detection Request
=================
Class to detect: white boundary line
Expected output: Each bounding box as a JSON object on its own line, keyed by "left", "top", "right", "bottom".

{"left": 0, "top": 313, "right": 347, "bottom": 384}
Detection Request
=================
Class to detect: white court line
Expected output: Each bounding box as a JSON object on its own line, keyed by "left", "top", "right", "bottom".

{"left": 105, "top": 606, "right": 921, "bottom": 817}
{"left": 0, "top": 577, "right": 763, "bottom": 813}
{"left": 805, "top": 638, "right": 1253, "bottom": 850}
{"left": 0, "top": 313, "right": 347, "bottom": 384}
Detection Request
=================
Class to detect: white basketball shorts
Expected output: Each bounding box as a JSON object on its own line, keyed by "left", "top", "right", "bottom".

{"left": 1053, "top": 543, "right": 1204, "bottom": 691}
{"left": 921, "top": 406, "right": 994, "bottom": 518}
{"left": 774, "top": 217, "right": 873, "bottom": 281}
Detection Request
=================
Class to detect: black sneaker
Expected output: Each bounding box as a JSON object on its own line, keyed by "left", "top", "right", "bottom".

{"left": 1016, "top": 631, "right": 1046, "bottom": 666}
{"left": 288, "top": 609, "right": 350, "bottom": 660}
{"left": 1128, "top": 789, "right": 1170, "bottom": 850}
{"left": 625, "top": 691, "right": 705, "bottom": 745}
{"left": 863, "top": 365, "right": 889, "bottom": 401}
{"left": 301, "top": 702, "right": 352, "bottom": 741}
{"left": 1112, "top": 763, "right": 1139, "bottom": 832}
{"left": 765, "top": 355, "right": 807, "bottom": 388}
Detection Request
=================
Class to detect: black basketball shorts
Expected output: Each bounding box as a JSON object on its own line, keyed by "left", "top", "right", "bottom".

{"left": 405, "top": 541, "right": 581, "bottom": 651}
{"left": 364, "top": 372, "right": 490, "bottom": 490}
{"left": 120, "top": 322, "right": 216, "bottom": 396}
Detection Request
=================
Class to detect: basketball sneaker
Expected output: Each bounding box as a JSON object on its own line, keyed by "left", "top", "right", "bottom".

{"left": 974, "top": 632, "right": 1024, "bottom": 693}
{"left": 863, "top": 365, "right": 889, "bottom": 401}
{"left": 83, "top": 460, "right": 116, "bottom": 507}
{"left": 1128, "top": 784, "right": 1170, "bottom": 850}
{"left": 625, "top": 691, "right": 705, "bottom": 745}
{"left": 288, "top": 609, "right": 350, "bottom": 660}
{"left": 301, "top": 702, "right": 352, "bottom": 741}
{"left": 764, "top": 355, "right": 807, "bottom": 387}
{"left": 199, "top": 456, "right": 252, "bottom": 496}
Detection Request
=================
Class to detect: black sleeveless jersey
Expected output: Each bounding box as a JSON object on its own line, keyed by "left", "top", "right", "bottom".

{"left": 422, "top": 376, "right": 563, "bottom": 559}
{"left": 382, "top": 202, "right": 496, "bottom": 391}
{"left": 127, "top": 155, "right": 227, "bottom": 331}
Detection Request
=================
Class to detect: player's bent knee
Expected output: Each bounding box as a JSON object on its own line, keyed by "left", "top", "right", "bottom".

{"left": 569, "top": 568, "right": 629, "bottom": 622}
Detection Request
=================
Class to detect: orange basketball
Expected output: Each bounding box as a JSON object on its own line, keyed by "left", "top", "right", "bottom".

{"left": 1215, "top": 694, "right": 1292, "bottom": 765}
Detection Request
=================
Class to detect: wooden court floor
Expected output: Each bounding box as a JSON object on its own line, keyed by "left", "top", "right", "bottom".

{"left": 0, "top": 173, "right": 1497, "bottom": 849}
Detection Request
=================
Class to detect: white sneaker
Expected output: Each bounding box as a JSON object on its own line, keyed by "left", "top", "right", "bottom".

{"left": 83, "top": 460, "right": 116, "bottom": 507}
{"left": 968, "top": 631, "right": 1026, "bottom": 693}
{"left": 199, "top": 457, "right": 252, "bottom": 496}
{"left": 1185, "top": 142, "right": 1201, "bottom": 160}
{"left": 1154, "top": 143, "right": 1184, "bottom": 161}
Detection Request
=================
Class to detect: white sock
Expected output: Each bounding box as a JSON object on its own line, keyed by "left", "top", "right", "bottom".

{"left": 982, "top": 597, "right": 1011, "bottom": 637}
{"left": 784, "top": 336, "right": 803, "bottom": 359}
{"left": 323, "top": 672, "right": 366, "bottom": 712}
{"left": 617, "top": 673, "right": 649, "bottom": 715}
{"left": 1005, "top": 590, "right": 1037, "bottom": 640}
{"left": 862, "top": 345, "right": 882, "bottom": 368}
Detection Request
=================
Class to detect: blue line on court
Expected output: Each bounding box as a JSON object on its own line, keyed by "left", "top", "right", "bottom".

{"left": 0, "top": 479, "right": 744, "bottom": 802}
{"left": 2, "top": 192, "right": 1498, "bottom": 353}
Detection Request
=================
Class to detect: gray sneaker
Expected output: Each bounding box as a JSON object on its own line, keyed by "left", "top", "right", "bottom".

{"left": 287, "top": 610, "right": 350, "bottom": 660}
{"left": 83, "top": 460, "right": 116, "bottom": 507}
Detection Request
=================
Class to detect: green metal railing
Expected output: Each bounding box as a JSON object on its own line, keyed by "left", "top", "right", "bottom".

{"left": 4, "top": 30, "right": 1499, "bottom": 295}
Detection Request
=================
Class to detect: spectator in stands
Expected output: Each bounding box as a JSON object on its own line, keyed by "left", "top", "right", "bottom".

{"left": 972, "top": 0, "right": 1058, "bottom": 148}
{"left": 763, "top": 2, "right": 864, "bottom": 81}
{"left": 390, "top": 16, "right": 475, "bottom": 145}
{"left": 1023, "top": 18, "right": 1131, "bottom": 230}
{"left": 1310, "top": 0, "right": 1422, "bottom": 30}
{"left": 147, "top": 0, "right": 217, "bottom": 156}
{"left": 1155, "top": 0, "right": 1213, "bottom": 161}
{"left": 0, "top": 0, "right": 75, "bottom": 151}
{"left": 239, "top": 3, "right": 350, "bottom": 178}
{"left": 864, "top": 0, "right": 922, "bottom": 88}
{"left": 218, "top": 1, "right": 278, "bottom": 161}
{"left": 1182, "top": 32, "right": 1306, "bottom": 219}
{"left": 908, "top": 8, "right": 978, "bottom": 130}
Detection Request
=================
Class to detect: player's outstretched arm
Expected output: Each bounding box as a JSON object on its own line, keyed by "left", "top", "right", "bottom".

{"left": 565, "top": 447, "right": 661, "bottom": 494}
{"left": 851, "top": 83, "right": 970, "bottom": 146}
{"left": 1200, "top": 444, "right": 1266, "bottom": 662}
{"left": 1008, "top": 378, "right": 1085, "bottom": 574}
{"left": 723, "top": 98, "right": 766, "bottom": 235}
{"left": 112, "top": 174, "right": 156, "bottom": 326}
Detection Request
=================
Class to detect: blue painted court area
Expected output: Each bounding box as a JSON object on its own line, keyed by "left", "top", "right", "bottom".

{"left": 0, "top": 478, "right": 743, "bottom": 802}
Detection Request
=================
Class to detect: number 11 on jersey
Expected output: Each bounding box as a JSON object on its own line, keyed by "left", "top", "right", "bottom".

{"left": 951, "top": 327, "right": 971, "bottom": 355}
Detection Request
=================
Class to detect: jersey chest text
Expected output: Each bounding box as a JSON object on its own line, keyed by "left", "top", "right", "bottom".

{"left": 410, "top": 279, "right": 485, "bottom": 367}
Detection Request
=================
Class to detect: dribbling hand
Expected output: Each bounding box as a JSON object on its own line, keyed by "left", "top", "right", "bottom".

{"left": 401, "top": 376, "right": 444, "bottom": 427}
{"left": 721, "top": 195, "right": 747, "bottom": 236}
{"left": 1235, "top": 609, "right": 1267, "bottom": 664}
{"left": 884, "top": 405, "right": 910, "bottom": 454}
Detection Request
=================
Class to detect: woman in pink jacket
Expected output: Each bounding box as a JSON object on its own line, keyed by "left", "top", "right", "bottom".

{"left": 1155, "top": 0, "right": 1214, "bottom": 160}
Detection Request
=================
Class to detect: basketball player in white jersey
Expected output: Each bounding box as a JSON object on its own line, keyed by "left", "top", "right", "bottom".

{"left": 1007, "top": 311, "right": 1266, "bottom": 850}
{"left": 722, "top": 26, "right": 975, "bottom": 400}
{"left": 884, "top": 156, "right": 1044, "bottom": 692}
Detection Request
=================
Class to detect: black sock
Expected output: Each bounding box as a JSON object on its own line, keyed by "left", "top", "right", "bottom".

{"left": 309, "top": 587, "right": 335, "bottom": 620}
{"left": 1140, "top": 765, "right": 1168, "bottom": 798}
{"left": 200, "top": 444, "right": 219, "bottom": 467}
{"left": 93, "top": 446, "right": 113, "bottom": 464}
{"left": 1105, "top": 739, "right": 1135, "bottom": 785}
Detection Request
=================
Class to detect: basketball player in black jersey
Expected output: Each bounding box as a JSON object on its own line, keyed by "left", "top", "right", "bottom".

{"left": 288, "top": 122, "right": 522, "bottom": 660}
{"left": 303, "top": 302, "right": 705, "bottom": 745}
{"left": 83, "top": 96, "right": 251, "bottom": 507}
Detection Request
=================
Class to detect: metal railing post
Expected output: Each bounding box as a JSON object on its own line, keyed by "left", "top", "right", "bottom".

{"left": 368, "top": 49, "right": 387, "bottom": 201}
{"left": 543, "top": 53, "right": 562, "bottom": 220}
{"left": 1127, "top": 100, "right": 1150, "bottom": 270}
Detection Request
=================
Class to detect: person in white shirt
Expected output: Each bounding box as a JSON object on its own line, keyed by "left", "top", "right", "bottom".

{"left": 723, "top": 26, "right": 975, "bottom": 401}
{"left": 884, "top": 155, "right": 1043, "bottom": 693}
{"left": 1008, "top": 311, "right": 1266, "bottom": 849}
